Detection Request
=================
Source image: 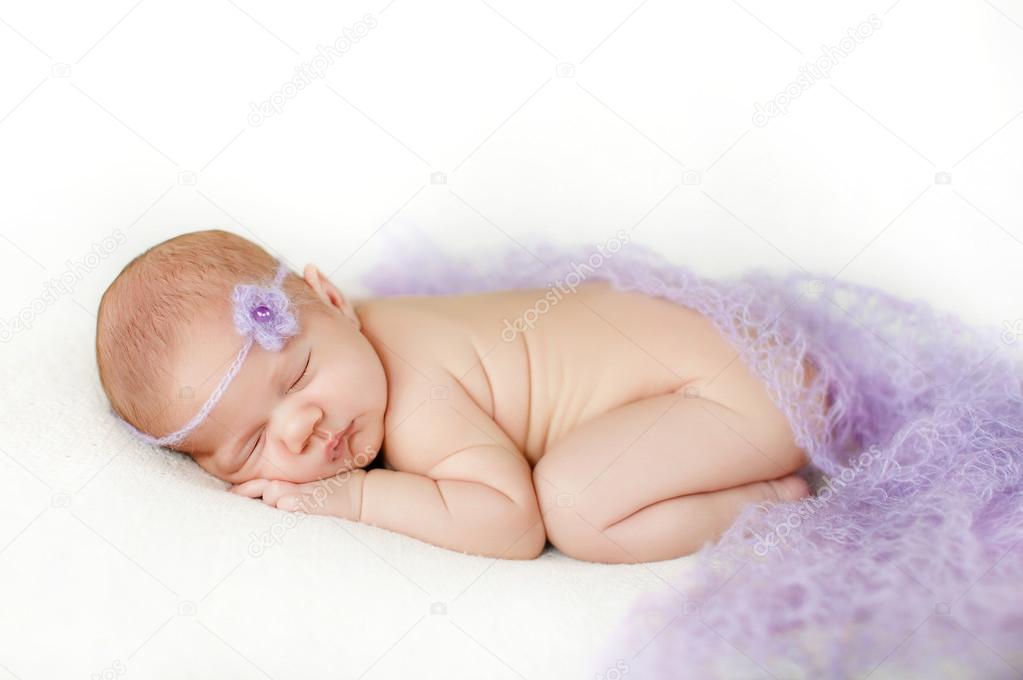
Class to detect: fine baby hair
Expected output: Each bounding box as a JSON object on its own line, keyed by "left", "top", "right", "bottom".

{"left": 114, "top": 259, "right": 297, "bottom": 447}
{"left": 95, "top": 230, "right": 321, "bottom": 455}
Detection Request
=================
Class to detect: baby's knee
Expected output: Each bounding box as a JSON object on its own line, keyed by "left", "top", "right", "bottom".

{"left": 532, "top": 463, "right": 629, "bottom": 562}
{"left": 539, "top": 504, "right": 637, "bottom": 563}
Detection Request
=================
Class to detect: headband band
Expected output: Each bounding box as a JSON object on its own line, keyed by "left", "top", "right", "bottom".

{"left": 115, "top": 259, "right": 299, "bottom": 447}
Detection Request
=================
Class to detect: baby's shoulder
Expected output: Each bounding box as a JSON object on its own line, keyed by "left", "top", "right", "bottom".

{"left": 381, "top": 372, "right": 523, "bottom": 476}
{"left": 358, "top": 295, "right": 476, "bottom": 374}
{"left": 361, "top": 296, "right": 499, "bottom": 467}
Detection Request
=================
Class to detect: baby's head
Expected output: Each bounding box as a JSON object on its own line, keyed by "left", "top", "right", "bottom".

{"left": 96, "top": 230, "right": 388, "bottom": 485}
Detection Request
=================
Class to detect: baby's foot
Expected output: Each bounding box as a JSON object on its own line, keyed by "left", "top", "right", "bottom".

{"left": 765, "top": 474, "right": 811, "bottom": 502}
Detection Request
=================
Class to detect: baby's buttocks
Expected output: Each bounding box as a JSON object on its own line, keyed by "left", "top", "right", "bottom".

{"left": 501, "top": 281, "right": 823, "bottom": 463}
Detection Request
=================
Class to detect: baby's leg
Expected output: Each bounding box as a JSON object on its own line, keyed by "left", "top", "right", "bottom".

{"left": 533, "top": 389, "right": 812, "bottom": 563}
{"left": 580, "top": 473, "right": 808, "bottom": 563}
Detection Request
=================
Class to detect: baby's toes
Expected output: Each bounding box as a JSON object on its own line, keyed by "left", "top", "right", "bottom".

{"left": 766, "top": 475, "right": 811, "bottom": 502}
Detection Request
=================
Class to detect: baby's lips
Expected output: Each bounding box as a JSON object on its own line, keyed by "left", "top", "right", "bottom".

{"left": 333, "top": 419, "right": 358, "bottom": 456}
{"left": 328, "top": 430, "right": 345, "bottom": 452}
{"left": 327, "top": 421, "right": 356, "bottom": 460}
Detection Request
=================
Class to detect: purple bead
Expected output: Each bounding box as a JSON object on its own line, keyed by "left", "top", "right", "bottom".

{"left": 251, "top": 305, "right": 273, "bottom": 323}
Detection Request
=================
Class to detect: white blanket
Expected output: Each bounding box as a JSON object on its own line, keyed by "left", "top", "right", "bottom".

{"left": 1, "top": 0, "right": 1018, "bottom": 677}
{"left": 1, "top": 315, "right": 693, "bottom": 678}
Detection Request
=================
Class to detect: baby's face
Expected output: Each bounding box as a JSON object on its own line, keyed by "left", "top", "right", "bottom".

{"left": 166, "top": 271, "right": 387, "bottom": 485}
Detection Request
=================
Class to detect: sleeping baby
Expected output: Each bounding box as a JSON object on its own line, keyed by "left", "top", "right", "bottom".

{"left": 96, "top": 230, "right": 826, "bottom": 563}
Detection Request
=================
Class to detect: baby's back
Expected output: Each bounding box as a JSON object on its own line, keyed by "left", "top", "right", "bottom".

{"left": 358, "top": 281, "right": 741, "bottom": 467}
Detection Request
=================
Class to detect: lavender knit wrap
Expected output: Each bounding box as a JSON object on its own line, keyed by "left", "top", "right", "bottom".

{"left": 361, "top": 230, "right": 1023, "bottom": 679}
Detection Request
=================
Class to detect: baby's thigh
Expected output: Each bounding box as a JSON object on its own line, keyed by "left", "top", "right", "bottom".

{"left": 532, "top": 388, "right": 807, "bottom": 548}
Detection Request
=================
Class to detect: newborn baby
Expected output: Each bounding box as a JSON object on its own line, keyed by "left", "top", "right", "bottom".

{"left": 97, "top": 230, "right": 822, "bottom": 563}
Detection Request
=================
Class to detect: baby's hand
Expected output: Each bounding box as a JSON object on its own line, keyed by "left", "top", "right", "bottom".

{"left": 230, "top": 471, "right": 366, "bottom": 520}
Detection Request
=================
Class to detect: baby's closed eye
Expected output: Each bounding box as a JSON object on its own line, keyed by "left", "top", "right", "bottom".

{"left": 241, "top": 348, "right": 314, "bottom": 461}
{"left": 288, "top": 349, "right": 312, "bottom": 393}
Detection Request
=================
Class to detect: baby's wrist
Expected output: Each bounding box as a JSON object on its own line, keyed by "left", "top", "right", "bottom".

{"left": 346, "top": 469, "right": 367, "bottom": 521}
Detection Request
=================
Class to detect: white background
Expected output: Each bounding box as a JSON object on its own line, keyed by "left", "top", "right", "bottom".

{"left": 1, "top": 0, "right": 1022, "bottom": 678}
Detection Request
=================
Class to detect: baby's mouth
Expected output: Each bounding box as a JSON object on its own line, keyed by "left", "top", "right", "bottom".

{"left": 327, "top": 422, "right": 353, "bottom": 462}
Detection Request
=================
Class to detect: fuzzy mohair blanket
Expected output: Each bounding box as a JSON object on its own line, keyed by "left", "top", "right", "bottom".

{"left": 362, "top": 232, "right": 1023, "bottom": 679}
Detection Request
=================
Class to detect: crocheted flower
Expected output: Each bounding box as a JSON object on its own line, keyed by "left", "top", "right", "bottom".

{"left": 231, "top": 280, "right": 299, "bottom": 351}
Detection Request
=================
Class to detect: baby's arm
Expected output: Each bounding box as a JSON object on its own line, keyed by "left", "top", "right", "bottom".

{"left": 239, "top": 379, "right": 546, "bottom": 560}
{"left": 360, "top": 443, "right": 542, "bottom": 559}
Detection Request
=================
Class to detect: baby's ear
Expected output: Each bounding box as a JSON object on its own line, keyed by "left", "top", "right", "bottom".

{"left": 302, "top": 264, "right": 360, "bottom": 330}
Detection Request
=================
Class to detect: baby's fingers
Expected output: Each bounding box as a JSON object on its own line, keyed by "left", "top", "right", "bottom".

{"left": 260, "top": 480, "right": 301, "bottom": 507}
{"left": 230, "top": 479, "right": 269, "bottom": 498}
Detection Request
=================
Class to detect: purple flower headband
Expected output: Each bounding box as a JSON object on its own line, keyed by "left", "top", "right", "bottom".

{"left": 116, "top": 260, "right": 299, "bottom": 447}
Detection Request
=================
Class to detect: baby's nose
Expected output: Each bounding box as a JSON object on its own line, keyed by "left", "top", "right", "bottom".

{"left": 294, "top": 425, "right": 327, "bottom": 454}
{"left": 279, "top": 408, "right": 324, "bottom": 454}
